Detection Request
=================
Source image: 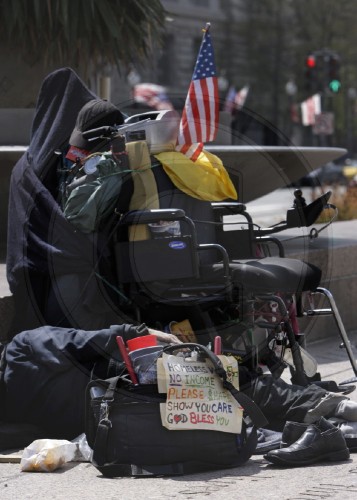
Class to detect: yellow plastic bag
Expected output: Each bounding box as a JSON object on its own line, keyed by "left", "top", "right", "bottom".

{"left": 154, "top": 150, "right": 237, "bottom": 201}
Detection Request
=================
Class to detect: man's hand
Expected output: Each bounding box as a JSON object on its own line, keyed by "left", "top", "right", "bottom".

{"left": 148, "top": 328, "right": 182, "bottom": 345}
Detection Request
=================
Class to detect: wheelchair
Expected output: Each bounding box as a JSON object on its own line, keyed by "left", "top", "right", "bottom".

{"left": 9, "top": 68, "right": 353, "bottom": 392}
{"left": 91, "top": 114, "right": 357, "bottom": 390}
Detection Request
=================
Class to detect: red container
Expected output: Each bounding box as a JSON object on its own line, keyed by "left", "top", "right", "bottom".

{"left": 127, "top": 335, "right": 157, "bottom": 352}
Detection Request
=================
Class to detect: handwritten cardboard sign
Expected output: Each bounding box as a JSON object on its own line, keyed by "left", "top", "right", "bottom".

{"left": 158, "top": 352, "right": 242, "bottom": 433}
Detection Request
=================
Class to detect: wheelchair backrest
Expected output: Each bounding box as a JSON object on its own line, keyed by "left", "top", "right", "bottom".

{"left": 113, "top": 151, "right": 256, "bottom": 288}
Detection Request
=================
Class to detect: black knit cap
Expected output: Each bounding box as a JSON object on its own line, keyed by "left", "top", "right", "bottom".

{"left": 69, "top": 99, "right": 124, "bottom": 149}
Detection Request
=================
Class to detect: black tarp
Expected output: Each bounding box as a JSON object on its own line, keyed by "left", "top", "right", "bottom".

{"left": 6, "top": 68, "right": 130, "bottom": 335}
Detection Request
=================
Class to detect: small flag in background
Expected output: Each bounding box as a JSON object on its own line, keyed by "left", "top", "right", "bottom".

{"left": 301, "top": 94, "right": 321, "bottom": 126}
{"left": 224, "top": 85, "right": 250, "bottom": 114}
{"left": 133, "top": 83, "right": 173, "bottom": 111}
{"left": 223, "top": 86, "right": 237, "bottom": 113}
{"left": 234, "top": 85, "right": 250, "bottom": 110}
{"left": 176, "top": 23, "right": 219, "bottom": 161}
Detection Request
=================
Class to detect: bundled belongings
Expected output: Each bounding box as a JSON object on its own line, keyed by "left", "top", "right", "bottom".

{"left": 85, "top": 342, "right": 267, "bottom": 477}
{"left": 1, "top": 325, "right": 356, "bottom": 471}
{"left": 1, "top": 326, "right": 267, "bottom": 474}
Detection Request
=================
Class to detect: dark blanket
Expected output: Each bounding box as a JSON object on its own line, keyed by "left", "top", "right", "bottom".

{"left": 2, "top": 324, "right": 143, "bottom": 440}
{"left": 6, "top": 68, "right": 128, "bottom": 335}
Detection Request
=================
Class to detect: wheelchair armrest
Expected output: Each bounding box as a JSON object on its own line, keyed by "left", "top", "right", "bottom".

{"left": 119, "top": 208, "right": 186, "bottom": 225}
{"left": 197, "top": 243, "right": 230, "bottom": 277}
{"left": 211, "top": 202, "right": 253, "bottom": 227}
{"left": 211, "top": 202, "right": 247, "bottom": 214}
{"left": 197, "top": 243, "right": 232, "bottom": 300}
{"left": 254, "top": 236, "right": 285, "bottom": 257}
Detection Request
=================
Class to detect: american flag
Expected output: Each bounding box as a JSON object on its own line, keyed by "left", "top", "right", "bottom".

{"left": 234, "top": 85, "right": 250, "bottom": 110}
{"left": 133, "top": 83, "right": 173, "bottom": 111}
{"left": 176, "top": 24, "right": 219, "bottom": 161}
{"left": 223, "top": 86, "right": 237, "bottom": 113}
{"left": 223, "top": 85, "right": 250, "bottom": 114}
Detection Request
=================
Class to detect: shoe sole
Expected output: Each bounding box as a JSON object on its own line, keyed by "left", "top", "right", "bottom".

{"left": 264, "top": 448, "right": 350, "bottom": 466}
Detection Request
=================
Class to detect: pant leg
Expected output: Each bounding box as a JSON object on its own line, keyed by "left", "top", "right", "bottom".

{"left": 242, "top": 374, "right": 330, "bottom": 431}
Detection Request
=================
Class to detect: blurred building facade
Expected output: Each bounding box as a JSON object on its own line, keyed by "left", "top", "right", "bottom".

{"left": 0, "top": 0, "right": 250, "bottom": 145}
{"left": 111, "top": 0, "right": 247, "bottom": 110}
{"left": 0, "top": 0, "right": 295, "bottom": 147}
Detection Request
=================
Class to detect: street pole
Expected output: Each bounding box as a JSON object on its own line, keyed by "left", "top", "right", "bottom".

{"left": 347, "top": 87, "right": 356, "bottom": 158}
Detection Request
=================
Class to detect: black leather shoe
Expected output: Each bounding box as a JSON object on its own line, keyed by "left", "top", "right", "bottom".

{"left": 281, "top": 417, "right": 357, "bottom": 452}
{"left": 264, "top": 417, "right": 349, "bottom": 466}
{"left": 281, "top": 421, "right": 309, "bottom": 448}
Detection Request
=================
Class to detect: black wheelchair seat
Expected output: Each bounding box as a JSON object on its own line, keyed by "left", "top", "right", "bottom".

{"left": 207, "top": 257, "right": 322, "bottom": 295}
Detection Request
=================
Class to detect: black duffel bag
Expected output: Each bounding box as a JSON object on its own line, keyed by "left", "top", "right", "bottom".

{"left": 85, "top": 343, "right": 267, "bottom": 477}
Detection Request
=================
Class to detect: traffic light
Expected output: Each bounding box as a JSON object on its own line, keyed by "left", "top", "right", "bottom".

{"left": 328, "top": 53, "right": 341, "bottom": 93}
{"left": 306, "top": 54, "right": 316, "bottom": 69}
{"left": 305, "top": 53, "right": 317, "bottom": 91}
{"left": 304, "top": 50, "right": 342, "bottom": 94}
